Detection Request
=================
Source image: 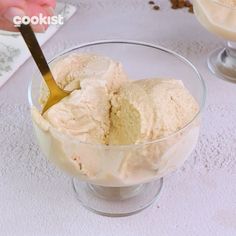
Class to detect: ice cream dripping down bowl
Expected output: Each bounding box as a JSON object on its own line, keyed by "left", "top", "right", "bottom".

{"left": 28, "top": 40, "right": 206, "bottom": 217}
{"left": 193, "top": 0, "right": 236, "bottom": 82}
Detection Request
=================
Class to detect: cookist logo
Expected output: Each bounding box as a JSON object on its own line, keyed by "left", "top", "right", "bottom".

{"left": 13, "top": 13, "right": 64, "bottom": 27}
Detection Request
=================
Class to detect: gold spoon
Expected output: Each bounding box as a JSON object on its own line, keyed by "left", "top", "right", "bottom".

{"left": 18, "top": 24, "right": 70, "bottom": 114}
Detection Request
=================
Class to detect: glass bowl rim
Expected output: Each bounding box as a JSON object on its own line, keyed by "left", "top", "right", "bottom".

{"left": 28, "top": 39, "right": 206, "bottom": 149}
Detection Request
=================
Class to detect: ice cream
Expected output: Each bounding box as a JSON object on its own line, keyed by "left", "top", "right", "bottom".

{"left": 43, "top": 79, "right": 110, "bottom": 144}
{"left": 39, "top": 53, "right": 128, "bottom": 106}
{"left": 109, "top": 81, "right": 154, "bottom": 145}
{"left": 32, "top": 53, "right": 200, "bottom": 186}
{"left": 109, "top": 79, "right": 199, "bottom": 144}
{"left": 193, "top": 0, "right": 236, "bottom": 41}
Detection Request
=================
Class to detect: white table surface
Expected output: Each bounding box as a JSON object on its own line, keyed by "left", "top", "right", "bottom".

{"left": 0, "top": 1, "right": 236, "bottom": 235}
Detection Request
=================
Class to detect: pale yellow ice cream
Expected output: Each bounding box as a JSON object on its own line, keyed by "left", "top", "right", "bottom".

{"left": 43, "top": 79, "right": 110, "bottom": 144}
{"left": 193, "top": 0, "right": 236, "bottom": 41}
{"left": 32, "top": 53, "right": 200, "bottom": 186}
{"left": 39, "top": 53, "right": 128, "bottom": 106}
{"left": 109, "top": 81, "right": 155, "bottom": 144}
{"left": 109, "top": 79, "right": 199, "bottom": 144}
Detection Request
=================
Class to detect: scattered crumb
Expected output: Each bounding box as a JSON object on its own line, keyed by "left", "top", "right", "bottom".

{"left": 153, "top": 5, "right": 160, "bottom": 10}
{"left": 170, "top": 0, "right": 193, "bottom": 13}
{"left": 148, "top": 1, "right": 193, "bottom": 13}
{"left": 149, "top": 1, "right": 155, "bottom": 4}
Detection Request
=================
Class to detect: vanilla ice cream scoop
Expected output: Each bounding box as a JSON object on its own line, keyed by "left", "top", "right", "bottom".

{"left": 109, "top": 81, "right": 155, "bottom": 144}
{"left": 109, "top": 79, "right": 199, "bottom": 144}
{"left": 39, "top": 54, "right": 128, "bottom": 106}
{"left": 43, "top": 79, "right": 110, "bottom": 144}
{"left": 134, "top": 79, "right": 199, "bottom": 138}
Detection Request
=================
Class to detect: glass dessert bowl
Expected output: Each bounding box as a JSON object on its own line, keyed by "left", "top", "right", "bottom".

{"left": 193, "top": 0, "right": 236, "bottom": 82}
{"left": 28, "top": 40, "right": 206, "bottom": 217}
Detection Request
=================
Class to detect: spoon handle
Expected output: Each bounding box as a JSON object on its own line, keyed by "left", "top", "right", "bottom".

{"left": 18, "top": 24, "right": 57, "bottom": 88}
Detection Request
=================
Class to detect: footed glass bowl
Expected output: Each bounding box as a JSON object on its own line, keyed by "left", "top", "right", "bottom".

{"left": 193, "top": 0, "right": 236, "bottom": 82}
{"left": 28, "top": 40, "right": 206, "bottom": 217}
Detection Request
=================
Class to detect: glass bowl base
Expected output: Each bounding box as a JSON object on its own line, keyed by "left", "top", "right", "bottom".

{"left": 72, "top": 178, "right": 163, "bottom": 217}
{"left": 208, "top": 47, "right": 236, "bottom": 83}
